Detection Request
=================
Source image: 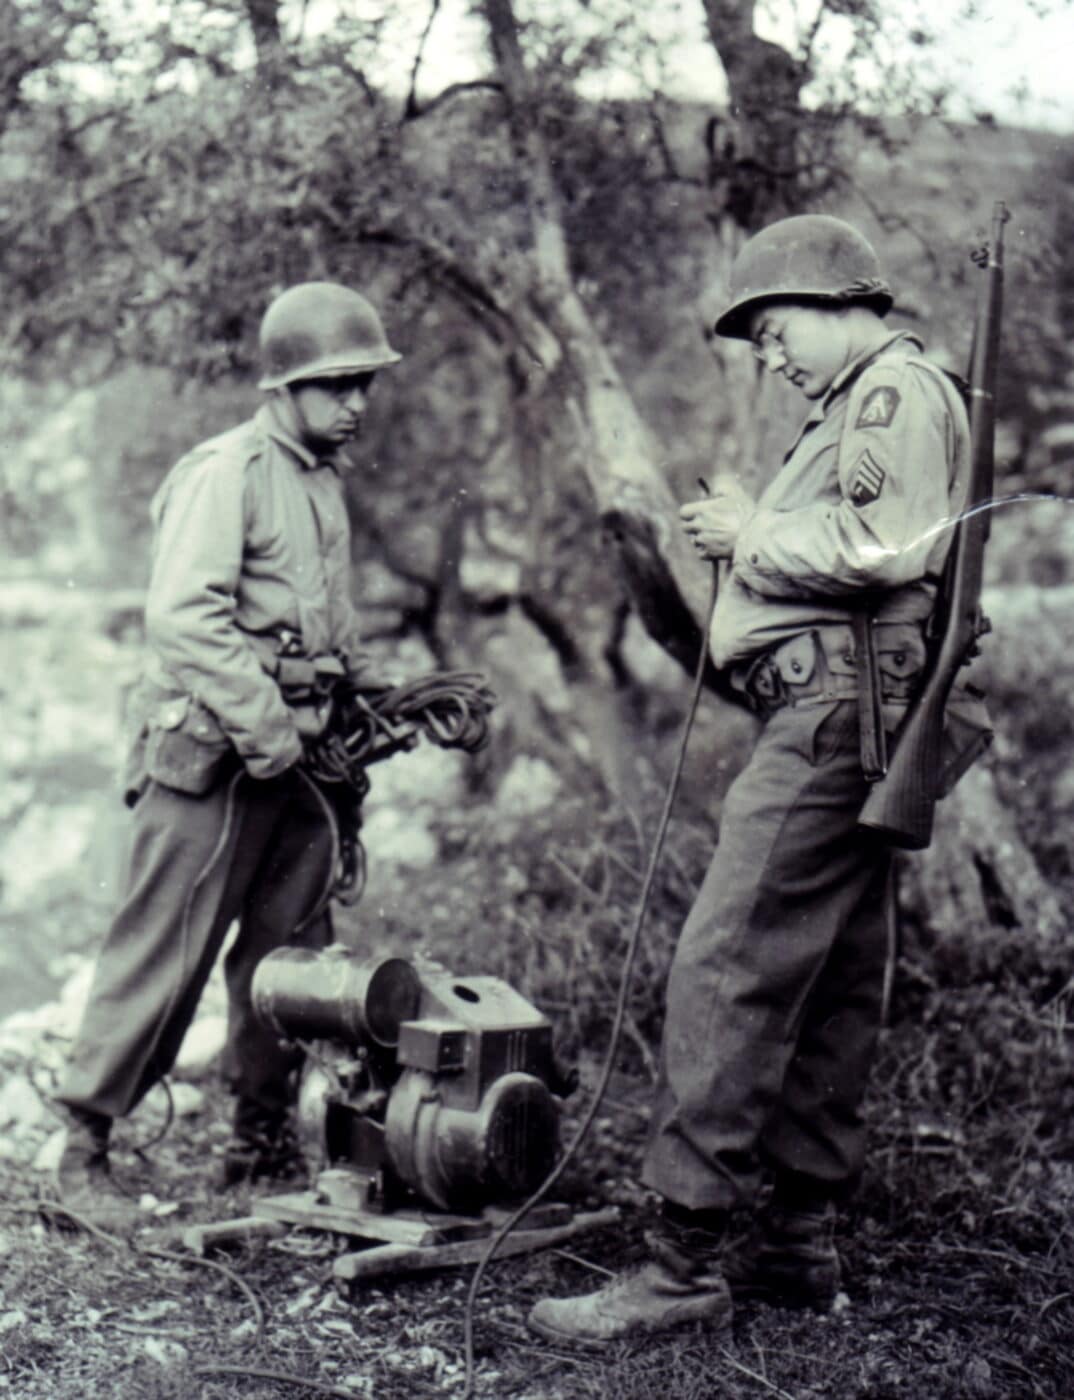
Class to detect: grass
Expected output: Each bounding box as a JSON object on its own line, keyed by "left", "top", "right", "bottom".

{"left": 1, "top": 1092, "right": 1069, "bottom": 1400}
{"left": 1, "top": 777, "right": 1069, "bottom": 1400}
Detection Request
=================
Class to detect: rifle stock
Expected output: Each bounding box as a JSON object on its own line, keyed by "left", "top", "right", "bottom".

{"left": 858, "top": 202, "right": 1008, "bottom": 849}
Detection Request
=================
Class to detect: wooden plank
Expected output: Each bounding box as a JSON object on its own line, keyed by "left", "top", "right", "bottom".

{"left": 484, "top": 1202, "right": 572, "bottom": 1231}
{"left": 333, "top": 1207, "right": 621, "bottom": 1283}
{"left": 182, "top": 1216, "right": 288, "bottom": 1256}
{"left": 253, "top": 1194, "right": 445, "bottom": 1245}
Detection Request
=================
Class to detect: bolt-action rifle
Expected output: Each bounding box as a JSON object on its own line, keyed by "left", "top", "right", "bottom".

{"left": 858, "top": 202, "right": 1009, "bottom": 850}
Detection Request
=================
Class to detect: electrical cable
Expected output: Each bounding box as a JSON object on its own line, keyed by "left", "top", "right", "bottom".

{"left": 460, "top": 564, "right": 721, "bottom": 1399}
{"left": 298, "top": 670, "right": 495, "bottom": 912}
{"left": 112, "top": 767, "right": 247, "bottom": 1159}
{"left": 292, "top": 768, "right": 346, "bottom": 933}
{"left": 190, "top": 1365, "right": 359, "bottom": 1400}
{"left": 302, "top": 671, "right": 495, "bottom": 790}
{"left": 37, "top": 1201, "right": 267, "bottom": 1348}
{"left": 130, "top": 1075, "right": 175, "bottom": 1157}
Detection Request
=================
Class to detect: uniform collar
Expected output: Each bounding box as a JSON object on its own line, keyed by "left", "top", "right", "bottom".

{"left": 822, "top": 329, "right": 924, "bottom": 409}
{"left": 256, "top": 400, "right": 337, "bottom": 472}
{"left": 780, "top": 330, "right": 923, "bottom": 463}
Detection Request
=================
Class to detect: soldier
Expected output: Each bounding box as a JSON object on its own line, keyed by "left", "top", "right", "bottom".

{"left": 52, "top": 283, "right": 402, "bottom": 1229}
{"left": 530, "top": 216, "right": 983, "bottom": 1343}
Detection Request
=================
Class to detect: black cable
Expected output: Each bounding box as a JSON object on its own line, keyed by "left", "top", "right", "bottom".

{"left": 460, "top": 567, "right": 721, "bottom": 1398}
{"left": 37, "top": 1201, "right": 267, "bottom": 1349}
{"left": 292, "top": 769, "right": 347, "bottom": 933}
{"left": 298, "top": 671, "right": 495, "bottom": 910}
{"left": 130, "top": 1075, "right": 175, "bottom": 1157}
{"left": 124, "top": 767, "right": 247, "bottom": 1155}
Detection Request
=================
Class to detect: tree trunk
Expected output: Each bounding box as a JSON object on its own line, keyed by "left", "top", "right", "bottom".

{"left": 482, "top": 0, "right": 715, "bottom": 676}
{"left": 900, "top": 763, "right": 1067, "bottom": 946}
{"left": 243, "top": 0, "right": 283, "bottom": 64}
{"left": 897, "top": 583, "right": 1073, "bottom": 948}
{"left": 478, "top": 0, "right": 1067, "bottom": 955}
{"left": 700, "top": 0, "right": 808, "bottom": 229}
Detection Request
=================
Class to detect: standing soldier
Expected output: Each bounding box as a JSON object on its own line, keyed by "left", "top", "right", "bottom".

{"left": 53, "top": 283, "right": 403, "bottom": 1229}
{"left": 530, "top": 216, "right": 987, "bottom": 1343}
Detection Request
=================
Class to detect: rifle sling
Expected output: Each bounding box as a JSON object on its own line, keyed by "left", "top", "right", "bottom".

{"left": 852, "top": 611, "right": 888, "bottom": 782}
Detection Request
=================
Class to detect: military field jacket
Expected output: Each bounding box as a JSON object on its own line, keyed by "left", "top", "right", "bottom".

{"left": 709, "top": 332, "right": 971, "bottom": 668}
{"left": 140, "top": 402, "right": 368, "bottom": 780}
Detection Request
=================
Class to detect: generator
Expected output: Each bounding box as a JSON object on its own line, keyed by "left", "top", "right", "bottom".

{"left": 185, "top": 947, "right": 616, "bottom": 1280}
{"left": 251, "top": 945, "right": 566, "bottom": 1214}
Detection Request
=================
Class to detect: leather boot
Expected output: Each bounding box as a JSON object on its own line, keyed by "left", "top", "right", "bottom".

{"left": 53, "top": 1106, "right": 142, "bottom": 1234}
{"left": 724, "top": 1193, "right": 841, "bottom": 1309}
{"left": 527, "top": 1206, "right": 733, "bottom": 1347}
{"left": 219, "top": 1101, "right": 306, "bottom": 1188}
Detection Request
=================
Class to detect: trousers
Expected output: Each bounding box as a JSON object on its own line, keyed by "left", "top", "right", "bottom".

{"left": 56, "top": 762, "right": 334, "bottom": 1120}
{"left": 641, "top": 699, "right": 894, "bottom": 1210}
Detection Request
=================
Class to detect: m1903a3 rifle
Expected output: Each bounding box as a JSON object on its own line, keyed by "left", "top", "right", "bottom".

{"left": 858, "top": 202, "right": 1009, "bottom": 850}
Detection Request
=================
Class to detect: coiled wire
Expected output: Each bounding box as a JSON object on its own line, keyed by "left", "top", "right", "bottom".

{"left": 299, "top": 671, "right": 496, "bottom": 911}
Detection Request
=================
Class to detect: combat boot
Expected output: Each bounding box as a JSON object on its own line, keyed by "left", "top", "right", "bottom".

{"left": 219, "top": 1101, "right": 306, "bottom": 1188}
{"left": 53, "top": 1106, "right": 142, "bottom": 1233}
{"left": 724, "top": 1194, "right": 841, "bottom": 1310}
{"left": 527, "top": 1206, "right": 733, "bottom": 1347}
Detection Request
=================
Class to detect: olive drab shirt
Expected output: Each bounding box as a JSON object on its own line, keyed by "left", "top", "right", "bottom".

{"left": 140, "top": 401, "right": 369, "bottom": 779}
{"left": 708, "top": 332, "right": 971, "bottom": 668}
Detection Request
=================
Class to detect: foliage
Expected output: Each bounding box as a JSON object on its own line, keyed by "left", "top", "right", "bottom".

{"left": 2, "top": 0, "right": 1070, "bottom": 648}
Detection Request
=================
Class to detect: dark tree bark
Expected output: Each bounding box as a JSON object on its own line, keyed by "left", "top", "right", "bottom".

{"left": 243, "top": 0, "right": 283, "bottom": 65}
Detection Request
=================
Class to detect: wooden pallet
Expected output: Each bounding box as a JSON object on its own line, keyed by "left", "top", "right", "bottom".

{"left": 332, "top": 1206, "right": 620, "bottom": 1284}
{"left": 182, "top": 1194, "right": 620, "bottom": 1283}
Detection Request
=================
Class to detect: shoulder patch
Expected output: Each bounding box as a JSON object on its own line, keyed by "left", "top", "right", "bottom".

{"left": 849, "top": 450, "right": 886, "bottom": 507}
{"left": 855, "top": 385, "right": 901, "bottom": 429}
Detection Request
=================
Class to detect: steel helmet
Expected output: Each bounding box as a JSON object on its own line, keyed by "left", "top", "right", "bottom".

{"left": 714, "top": 215, "right": 893, "bottom": 341}
{"left": 258, "top": 282, "right": 402, "bottom": 390}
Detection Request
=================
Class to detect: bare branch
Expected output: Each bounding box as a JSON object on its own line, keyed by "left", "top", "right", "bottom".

{"left": 353, "top": 224, "right": 511, "bottom": 333}
{"left": 517, "top": 593, "right": 584, "bottom": 677}
{"left": 406, "top": 79, "right": 505, "bottom": 123}
{"left": 647, "top": 96, "right": 681, "bottom": 183}
{"left": 403, "top": 0, "right": 442, "bottom": 120}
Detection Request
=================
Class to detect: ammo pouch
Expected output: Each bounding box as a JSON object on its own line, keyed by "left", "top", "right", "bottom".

{"left": 143, "top": 691, "right": 233, "bottom": 797}
{"left": 737, "top": 622, "right": 928, "bottom": 717}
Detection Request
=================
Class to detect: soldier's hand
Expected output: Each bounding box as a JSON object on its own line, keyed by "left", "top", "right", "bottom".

{"left": 679, "top": 476, "right": 755, "bottom": 559}
{"left": 292, "top": 700, "right": 332, "bottom": 738}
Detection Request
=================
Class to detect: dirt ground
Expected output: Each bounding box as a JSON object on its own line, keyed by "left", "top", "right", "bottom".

{"left": 0, "top": 1056, "right": 1070, "bottom": 1400}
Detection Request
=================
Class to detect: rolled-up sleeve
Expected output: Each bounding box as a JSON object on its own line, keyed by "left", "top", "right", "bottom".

{"left": 733, "top": 361, "right": 958, "bottom": 600}
{"left": 145, "top": 450, "right": 302, "bottom": 778}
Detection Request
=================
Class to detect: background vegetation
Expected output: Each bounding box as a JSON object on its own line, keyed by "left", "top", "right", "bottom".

{"left": 0, "top": 1, "right": 1071, "bottom": 1396}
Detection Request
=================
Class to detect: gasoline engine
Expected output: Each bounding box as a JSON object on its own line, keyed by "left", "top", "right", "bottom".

{"left": 251, "top": 946, "right": 569, "bottom": 1217}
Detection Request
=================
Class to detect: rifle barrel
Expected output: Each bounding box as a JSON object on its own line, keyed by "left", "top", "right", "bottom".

{"left": 858, "top": 203, "right": 1007, "bottom": 848}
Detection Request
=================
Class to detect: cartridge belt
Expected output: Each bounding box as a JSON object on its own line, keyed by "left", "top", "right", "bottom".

{"left": 732, "top": 622, "right": 927, "bottom": 720}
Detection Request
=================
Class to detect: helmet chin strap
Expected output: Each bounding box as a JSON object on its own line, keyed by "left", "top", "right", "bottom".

{"left": 268, "top": 386, "right": 304, "bottom": 433}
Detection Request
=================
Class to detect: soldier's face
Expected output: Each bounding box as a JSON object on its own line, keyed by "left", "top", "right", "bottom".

{"left": 290, "top": 373, "right": 376, "bottom": 447}
{"left": 748, "top": 305, "right": 849, "bottom": 400}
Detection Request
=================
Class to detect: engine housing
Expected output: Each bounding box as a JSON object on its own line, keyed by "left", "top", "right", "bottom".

{"left": 252, "top": 948, "right": 564, "bottom": 1214}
